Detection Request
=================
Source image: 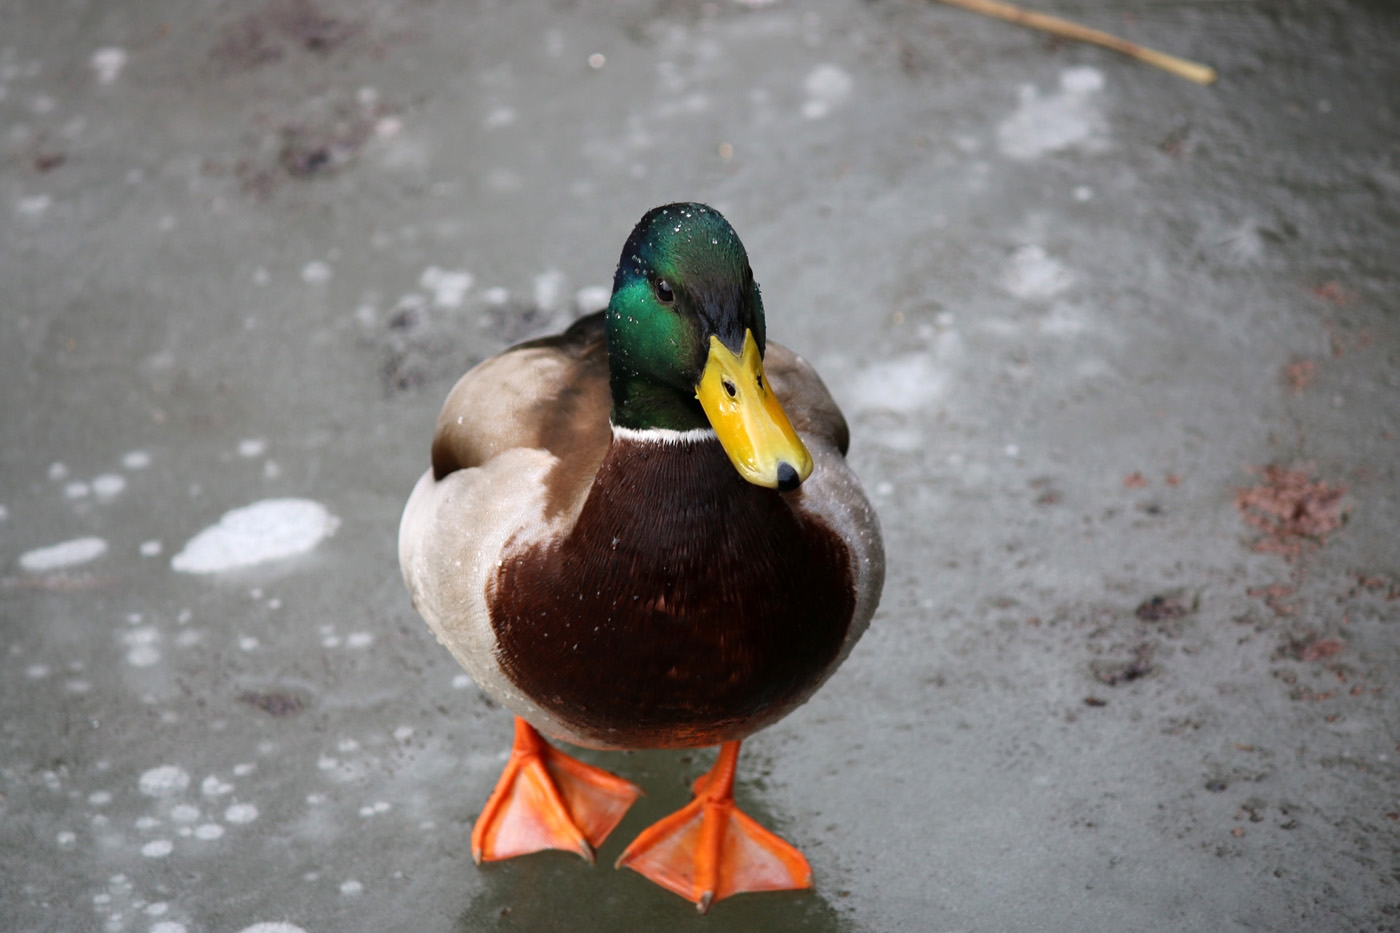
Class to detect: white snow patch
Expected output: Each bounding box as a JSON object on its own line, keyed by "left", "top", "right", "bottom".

{"left": 92, "top": 473, "right": 126, "bottom": 500}
{"left": 171, "top": 499, "right": 339, "bottom": 574}
{"left": 171, "top": 804, "right": 200, "bottom": 823}
{"left": 421, "top": 267, "right": 474, "bottom": 309}
{"left": 139, "top": 766, "right": 190, "bottom": 798}
{"left": 17, "top": 194, "right": 52, "bottom": 217}
{"left": 126, "top": 644, "right": 161, "bottom": 668}
{"left": 345, "top": 632, "right": 373, "bottom": 649}
{"left": 301, "top": 261, "right": 331, "bottom": 284}
{"left": 64, "top": 481, "right": 91, "bottom": 499}
{"left": 451, "top": 673, "right": 474, "bottom": 689}
{"left": 90, "top": 47, "right": 127, "bottom": 84}
{"left": 57, "top": 830, "right": 77, "bottom": 846}
{"left": 997, "top": 66, "right": 1108, "bottom": 160}
{"left": 20, "top": 537, "right": 108, "bottom": 572}
{"left": 237, "top": 925, "right": 308, "bottom": 933}
{"left": 340, "top": 880, "right": 364, "bottom": 896}
{"left": 48, "top": 462, "right": 70, "bottom": 481}
{"left": 141, "top": 839, "right": 174, "bottom": 858}
{"left": 483, "top": 106, "right": 516, "bottom": 129}
{"left": 482, "top": 286, "right": 509, "bottom": 305}
{"left": 1002, "top": 245, "right": 1076, "bottom": 300}
{"left": 1042, "top": 304, "right": 1090, "bottom": 336}
{"left": 151, "top": 922, "right": 187, "bottom": 933}
{"left": 848, "top": 354, "right": 946, "bottom": 414}
{"left": 194, "top": 823, "right": 224, "bottom": 840}
{"left": 201, "top": 775, "right": 233, "bottom": 797}
{"left": 0, "top": 503, "right": 8, "bottom": 521}
{"left": 233, "top": 762, "right": 256, "bottom": 776}
{"left": 802, "top": 64, "right": 852, "bottom": 119}
{"left": 122, "top": 450, "right": 151, "bottom": 469}
{"left": 237, "top": 438, "right": 268, "bottom": 458}
{"left": 26, "top": 663, "right": 50, "bottom": 679}
{"left": 224, "top": 803, "right": 259, "bottom": 824}
{"left": 1219, "top": 218, "right": 1266, "bottom": 265}
{"left": 533, "top": 269, "right": 567, "bottom": 311}
{"left": 140, "top": 540, "right": 162, "bottom": 557}
{"left": 89, "top": 790, "right": 113, "bottom": 806}
{"left": 574, "top": 284, "right": 611, "bottom": 311}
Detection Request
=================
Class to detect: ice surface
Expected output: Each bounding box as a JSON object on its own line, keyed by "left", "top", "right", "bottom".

{"left": 2, "top": 2, "right": 1397, "bottom": 931}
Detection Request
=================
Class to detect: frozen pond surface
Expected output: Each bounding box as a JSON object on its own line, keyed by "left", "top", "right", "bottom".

{"left": 2, "top": 1, "right": 1398, "bottom": 930}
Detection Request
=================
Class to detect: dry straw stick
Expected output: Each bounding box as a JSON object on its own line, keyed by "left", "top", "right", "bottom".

{"left": 932, "top": 0, "right": 1218, "bottom": 85}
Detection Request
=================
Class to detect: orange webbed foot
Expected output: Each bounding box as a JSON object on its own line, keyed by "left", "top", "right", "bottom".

{"left": 473, "top": 717, "right": 642, "bottom": 864}
{"left": 616, "top": 741, "right": 812, "bottom": 913}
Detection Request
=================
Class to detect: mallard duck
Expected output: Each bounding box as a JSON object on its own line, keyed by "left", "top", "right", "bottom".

{"left": 399, "top": 203, "right": 884, "bottom": 913}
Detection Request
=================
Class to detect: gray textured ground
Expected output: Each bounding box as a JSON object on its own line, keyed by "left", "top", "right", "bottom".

{"left": 3, "top": 1, "right": 1398, "bottom": 931}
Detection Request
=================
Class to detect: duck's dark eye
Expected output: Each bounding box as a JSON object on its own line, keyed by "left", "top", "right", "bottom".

{"left": 654, "top": 279, "right": 675, "bottom": 304}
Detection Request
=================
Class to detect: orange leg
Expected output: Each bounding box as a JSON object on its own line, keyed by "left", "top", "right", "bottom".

{"left": 472, "top": 717, "right": 642, "bottom": 864}
{"left": 616, "top": 741, "right": 812, "bottom": 913}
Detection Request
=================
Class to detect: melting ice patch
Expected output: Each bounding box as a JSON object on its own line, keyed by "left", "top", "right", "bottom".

{"left": 171, "top": 499, "right": 339, "bottom": 574}
{"left": 997, "top": 66, "right": 1108, "bottom": 160}
{"left": 19, "top": 536, "right": 108, "bottom": 572}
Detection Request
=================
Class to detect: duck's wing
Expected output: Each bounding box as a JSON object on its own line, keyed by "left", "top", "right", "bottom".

{"left": 400, "top": 312, "right": 614, "bottom": 738}
{"left": 430, "top": 311, "right": 613, "bottom": 514}
{"left": 764, "top": 341, "right": 884, "bottom": 664}
{"left": 762, "top": 342, "right": 850, "bottom": 456}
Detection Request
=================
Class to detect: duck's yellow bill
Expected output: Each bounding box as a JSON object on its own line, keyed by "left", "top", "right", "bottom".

{"left": 696, "top": 330, "right": 813, "bottom": 491}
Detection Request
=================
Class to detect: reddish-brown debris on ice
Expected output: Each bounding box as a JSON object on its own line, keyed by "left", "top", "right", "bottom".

{"left": 1234, "top": 465, "right": 1348, "bottom": 562}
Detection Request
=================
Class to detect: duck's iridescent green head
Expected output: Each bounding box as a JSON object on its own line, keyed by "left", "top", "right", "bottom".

{"left": 606, "top": 203, "right": 811, "bottom": 491}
